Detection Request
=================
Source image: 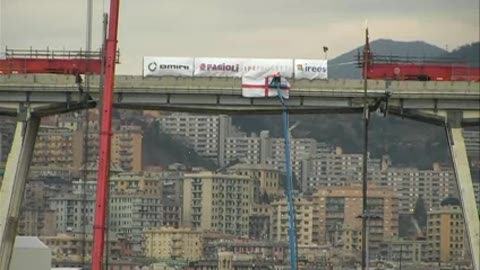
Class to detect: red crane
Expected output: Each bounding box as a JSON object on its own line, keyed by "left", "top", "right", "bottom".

{"left": 0, "top": 3, "right": 118, "bottom": 270}
{"left": 91, "top": 0, "right": 120, "bottom": 269}
{"left": 357, "top": 40, "right": 480, "bottom": 82}
{"left": 0, "top": 49, "right": 102, "bottom": 75}
{"left": 0, "top": 1, "right": 120, "bottom": 268}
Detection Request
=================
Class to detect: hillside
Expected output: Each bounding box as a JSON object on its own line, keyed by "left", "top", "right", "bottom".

{"left": 139, "top": 40, "right": 476, "bottom": 169}
{"left": 142, "top": 120, "right": 217, "bottom": 170}
{"left": 233, "top": 39, "right": 475, "bottom": 168}
{"left": 329, "top": 39, "right": 448, "bottom": 79}
{"left": 232, "top": 114, "right": 450, "bottom": 169}
{"left": 443, "top": 42, "right": 480, "bottom": 66}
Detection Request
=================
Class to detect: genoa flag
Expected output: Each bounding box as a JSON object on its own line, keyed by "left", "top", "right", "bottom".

{"left": 241, "top": 75, "right": 290, "bottom": 98}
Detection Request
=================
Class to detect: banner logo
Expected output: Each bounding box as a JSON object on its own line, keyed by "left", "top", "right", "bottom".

{"left": 199, "top": 63, "right": 240, "bottom": 72}
{"left": 144, "top": 57, "right": 328, "bottom": 80}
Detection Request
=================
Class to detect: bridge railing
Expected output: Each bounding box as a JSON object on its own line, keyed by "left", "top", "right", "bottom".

{"left": 4, "top": 47, "right": 120, "bottom": 62}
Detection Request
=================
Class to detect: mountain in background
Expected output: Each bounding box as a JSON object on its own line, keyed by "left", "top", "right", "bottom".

{"left": 443, "top": 42, "right": 480, "bottom": 67}
{"left": 233, "top": 39, "right": 479, "bottom": 168}
{"left": 329, "top": 39, "right": 449, "bottom": 79}
{"left": 140, "top": 39, "right": 478, "bottom": 169}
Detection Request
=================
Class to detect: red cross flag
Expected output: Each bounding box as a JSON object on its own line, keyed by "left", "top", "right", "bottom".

{"left": 242, "top": 73, "right": 291, "bottom": 98}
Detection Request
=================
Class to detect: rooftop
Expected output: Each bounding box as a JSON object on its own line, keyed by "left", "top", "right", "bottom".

{"left": 14, "top": 236, "right": 49, "bottom": 250}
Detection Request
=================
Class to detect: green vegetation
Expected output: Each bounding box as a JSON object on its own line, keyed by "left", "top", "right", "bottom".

{"left": 142, "top": 120, "right": 217, "bottom": 170}
{"left": 233, "top": 114, "right": 450, "bottom": 168}
{"left": 444, "top": 42, "right": 480, "bottom": 67}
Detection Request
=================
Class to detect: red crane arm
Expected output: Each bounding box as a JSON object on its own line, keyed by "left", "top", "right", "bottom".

{"left": 0, "top": 58, "right": 102, "bottom": 75}
{"left": 91, "top": 0, "right": 120, "bottom": 269}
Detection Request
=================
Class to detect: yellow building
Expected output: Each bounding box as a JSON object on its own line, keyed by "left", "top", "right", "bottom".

{"left": 311, "top": 183, "right": 399, "bottom": 247}
{"left": 112, "top": 125, "right": 143, "bottom": 172}
{"left": 109, "top": 171, "right": 163, "bottom": 195}
{"left": 144, "top": 227, "right": 203, "bottom": 260}
{"left": 33, "top": 126, "right": 74, "bottom": 169}
{"left": 340, "top": 224, "right": 362, "bottom": 252}
{"left": 182, "top": 171, "right": 254, "bottom": 237}
{"left": 249, "top": 204, "right": 273, "bottom": 240}
{"left": 271, "top": 197, "right": 314, "bottom": 245}
{"left": 227, "top": 164, "right": 282, "bottom": 196}
{"left": 73, "top": 124, "right": 143, "bottom": 172}
{"left": 40, "top": 233, "right": 121, "bottom": 267}
{"left": 426, "top": 203, "right": 467, "bottom": 263}
{"left": 18, "top": 208, "right": 56, "bottom": 237}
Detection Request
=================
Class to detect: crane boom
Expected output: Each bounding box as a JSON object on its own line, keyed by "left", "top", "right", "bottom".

{"left": 91, "top": 0, "right": 120, "bottom": 269}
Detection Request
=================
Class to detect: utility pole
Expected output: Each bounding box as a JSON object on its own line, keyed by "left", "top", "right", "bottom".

{"left": 361, "top": 22, "right": 371, "bottom": 270}
{"left": 82, "top": 0, "right": 93, "bottom": 266}
{"left": 399, "top": 243, "right": 403, "bottom": 270}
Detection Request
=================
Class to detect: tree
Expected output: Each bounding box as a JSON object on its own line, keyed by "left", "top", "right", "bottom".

{"left": 413, "top": 196, "right": 427, "bottom": 229}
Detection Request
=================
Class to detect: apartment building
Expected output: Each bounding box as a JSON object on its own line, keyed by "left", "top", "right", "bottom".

{"left": 112, "top": 125, "right": 143, "bottom": 172}
{"left": 271, "top": 197, "right": 314, "bottom": 245}
{"left": 464, "top": 127, "right": 480, "bottom": 159}
{"left": 18, "top": 208, "right": 56, "bottom": 237}
{"left": 32, "top": 126, "right": 74, "bottom": 169}
{"left": 73, "top": 123, "right": 143, "bottom": 172}
{"left": 143, "top": 227, "right": 203, "bottom": 260}
{"left": 381, "top": 163, "right": 457, "bottom": 214}
{"left": 311, "top": 184, "right": 399, "bottom": 257}
{"left": 109, "top": 193, "right": 168, "bottom": 254}
{"left": 49, "top": 191, "right": 173, "bottom": 255}
{"left": 0, "top": 118, "right": 14, "bottom": 163}
{"left": 249, "top": 204, "right": 273, "bottom": 241}
{"left": 182, "top": 171, "right": 255, "bottom": 237}
{"left": 48, "top": 194, "right": 96, "bottom": 234}
{"left": 266, "top": 137, "right": 318, "bottom": 185}
{"left": 425, "top": 202, "right": 468, "bottom": 264}
{"left": 227, "top": 163, "right": 282, "bottom": 197}
{"left": 224, "top": 135, "right": 262, "bottom": 165}
{"left": 40, "top": 232, "right": 122, "bottom": 268}
{"left": 204, "top": 240, "right": 288, "bottom": 263}
{"left": 158, "top": 113, "right": 233, "bottom": 164}
{"left": 304, "top": 147, "right": 385, "bottom": 190}
{"left": 381, "top": 238, "right": 426, "bottom": 264}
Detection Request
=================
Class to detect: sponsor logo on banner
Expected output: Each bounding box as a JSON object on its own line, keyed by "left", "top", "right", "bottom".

{"left": 143, "top": 57, "right": 194, "bottom": 77}
{"left": 242, "top": 59, "right": 294, "bottom": 78}
{"left": 294, "top": 59, "right": 328, "bottom": 79}
{"left": 194, "top": 58, "right": 243, "bottom": 77}
{"left": 143, "top": 57, "right": 328, "bottom": 80}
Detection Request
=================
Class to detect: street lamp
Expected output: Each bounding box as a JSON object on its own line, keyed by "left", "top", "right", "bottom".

{"left": 323, "top": 46, "right": 329, "bottom": 60}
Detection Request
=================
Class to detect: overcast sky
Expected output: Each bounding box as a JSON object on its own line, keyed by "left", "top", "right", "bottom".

{"left": 1, "top": 0, "right": 479, "bottom": 74}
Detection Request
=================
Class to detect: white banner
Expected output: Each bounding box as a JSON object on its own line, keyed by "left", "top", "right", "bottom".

{"left": 143, "top": 57, "right": 327, "bottom": 80}
{"left": 294, "top": 59, "right": 328, "bottom": 79}
{"left": 143, "top": 57, "right": 194, "bottom": 77}
{"left": 242, "top": 75, "right": 290, "bottom": 98}
{"left": 194, "top": 57, "right": 244, "bottom": 77}
{"left": 242, "top": 58, "right": 294, "bottom": 78}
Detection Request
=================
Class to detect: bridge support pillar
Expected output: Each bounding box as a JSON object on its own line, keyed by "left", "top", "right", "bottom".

{"left": 0, "top": 117, "right": 40, "bottom": 270}
{"left": 447, "top": 124, "right": 480, "bottom": 270}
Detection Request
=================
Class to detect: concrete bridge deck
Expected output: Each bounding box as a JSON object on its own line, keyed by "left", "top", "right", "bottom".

{"left": 0, "top": 75, "right": 478, "bottom": 116}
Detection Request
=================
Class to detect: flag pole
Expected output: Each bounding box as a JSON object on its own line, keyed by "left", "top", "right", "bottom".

{"left": 273, "top": 74, "right": 298, "bottom": 270}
